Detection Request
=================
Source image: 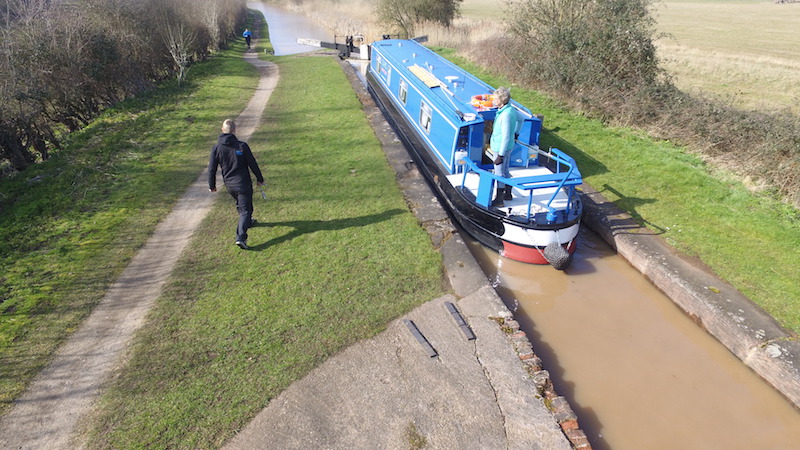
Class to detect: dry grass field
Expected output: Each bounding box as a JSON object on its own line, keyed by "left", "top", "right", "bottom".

{"left": 655, "top": 0, "right": 800, "bottom": 114}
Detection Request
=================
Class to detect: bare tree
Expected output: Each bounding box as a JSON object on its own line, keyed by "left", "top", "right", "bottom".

{"left": 196, "top": 0, "right": 223, "bottom": 50}
{"left": 377, "top": 0, "right": 462, "bottom": 38}
{"left": 162, "top": 20, "right": 196, "bottom": 84}
{"left": 376, "top": 0, "right": 417, "bottom": 38}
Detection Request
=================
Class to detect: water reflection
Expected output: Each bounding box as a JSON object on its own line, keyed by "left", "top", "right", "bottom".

{"left": 247, "top": 2, "right": 333, "bottom": 56}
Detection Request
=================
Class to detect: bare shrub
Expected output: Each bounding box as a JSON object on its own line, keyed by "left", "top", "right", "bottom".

{"left": 0, "top": 0, "right": 247, "bottom": 172}
{"left": 503, "top": 0, "right": 664, "bottom": 109}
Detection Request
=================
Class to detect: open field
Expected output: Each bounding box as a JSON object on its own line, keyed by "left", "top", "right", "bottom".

{"left": 460, "top": 0, "right": 505, "bottom": 18}
{"left": 655, "top": 1, "right": 800, "bottom": 113}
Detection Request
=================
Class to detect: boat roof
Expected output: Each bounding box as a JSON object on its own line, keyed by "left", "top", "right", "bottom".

{"left": 370, "top": 39, "right": 532, "bottom": 123}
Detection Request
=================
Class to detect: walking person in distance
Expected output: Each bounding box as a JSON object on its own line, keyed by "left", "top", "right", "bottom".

{"left": 243, "top": 28, "right": 252, "bottom": 50}
{"left": 208, "top": 119, "right": 264, "bottom": 249}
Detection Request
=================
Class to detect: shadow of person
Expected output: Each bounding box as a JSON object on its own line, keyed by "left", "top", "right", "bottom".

{"left": 598, "top": 183, "right": 665, "bottom": 235}
{"left": 247, "top": 209, "right": 406, "bottom": 251}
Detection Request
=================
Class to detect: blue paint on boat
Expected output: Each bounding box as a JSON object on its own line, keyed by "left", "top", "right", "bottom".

{"left": 367, "top": 39, "right": 583, "bottom": 268}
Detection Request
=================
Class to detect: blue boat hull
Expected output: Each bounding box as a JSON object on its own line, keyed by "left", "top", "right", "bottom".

{"left": 366, "top": 40, "right": 582, "bottom": 267}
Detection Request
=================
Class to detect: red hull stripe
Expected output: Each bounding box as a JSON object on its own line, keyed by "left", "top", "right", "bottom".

{"left": 501, "top": 240, "right": 578, "bottom": 265}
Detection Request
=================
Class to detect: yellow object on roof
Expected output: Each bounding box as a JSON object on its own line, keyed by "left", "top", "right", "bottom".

{"left": 408, "top": 64, "right": 440, "bottom": 88}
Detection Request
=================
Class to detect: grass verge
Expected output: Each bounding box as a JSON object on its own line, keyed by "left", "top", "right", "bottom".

{"left": 0, "top": 41, "right": 260, "bottom": 414}
{"left": 434, "top": 47, "right": 800, "bottom": 334}
{"left": 83, "top": 54, "right": 445, "bottom": 448}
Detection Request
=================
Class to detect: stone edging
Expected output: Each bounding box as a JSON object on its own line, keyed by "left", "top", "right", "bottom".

{"left": 495, "top": 316, "right": 593, "bottom": 449}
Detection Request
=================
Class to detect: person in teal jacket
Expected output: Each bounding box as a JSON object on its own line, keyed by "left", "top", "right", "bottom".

{"left": 490, "top": 86, "right": 518, "bottom": 206}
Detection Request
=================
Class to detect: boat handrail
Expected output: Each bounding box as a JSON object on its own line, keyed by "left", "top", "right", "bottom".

{"left": 459, "top": 146, "right": 582, "bottom": 221}
{"left": 518, "top": 143, "right": 582, "bottom": 218}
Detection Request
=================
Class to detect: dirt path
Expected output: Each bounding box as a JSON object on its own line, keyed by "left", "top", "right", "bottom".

{"left": 0, "top": 53, "right": 278, "bottom": 449}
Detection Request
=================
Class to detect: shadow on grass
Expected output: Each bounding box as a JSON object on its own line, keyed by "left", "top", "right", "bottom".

{"left": 248, "top": 208, "right": 406, "bottom": 250}
{"left": 539, "top": 128, "right": 607, "bottom": 179}
{"left": 540, "top": 128, "right": 665, "bottom": 235}
{"left": 599, "top": 184, "right": 665, "bottom": 235}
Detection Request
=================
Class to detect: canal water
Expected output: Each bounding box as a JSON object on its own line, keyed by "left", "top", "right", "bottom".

{"left": 247, "top": 2, "right": 332, "bottom": 56}
{"left": 467, "top": 228, "right": 800, "bottom": 449}
{"left": 252, "top": 3, "right": 800, "bottom": 448}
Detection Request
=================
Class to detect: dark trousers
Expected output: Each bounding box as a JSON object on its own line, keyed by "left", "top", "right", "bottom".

{"left": 493, "top": 155, "right": 512, "bottom": 189}
{"left": 229, "top": 189, "right": 253, "bottom": 242}
{"left": 245, "top": 37, "right": 251, "bottom": 49}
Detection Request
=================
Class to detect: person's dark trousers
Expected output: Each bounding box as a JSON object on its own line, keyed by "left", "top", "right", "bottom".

{"left": 229, "top": 189, "right": 254, "bottom": 243}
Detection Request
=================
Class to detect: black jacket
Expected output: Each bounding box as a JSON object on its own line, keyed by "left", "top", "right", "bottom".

{"left": 208, "top": 133, "right": 264, "bottom": 192}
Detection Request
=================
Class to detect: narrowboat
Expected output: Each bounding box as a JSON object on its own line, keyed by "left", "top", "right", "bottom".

{"left": 366, "top": 39, "right": 583, "bottom": 269}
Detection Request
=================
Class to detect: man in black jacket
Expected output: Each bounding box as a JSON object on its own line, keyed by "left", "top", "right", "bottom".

{"left": 208, "top": 119, "right": 264, "bottom": 249}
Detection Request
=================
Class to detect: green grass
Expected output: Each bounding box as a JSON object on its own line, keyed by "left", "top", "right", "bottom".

{"left": 0, "top": 41, "right": 260, "bottom": 415}
{"left": 434, "top": 47, "right": 800, "bottom": 334}
{"left": 83, "top": 54, "right": 444, "bottom": 448}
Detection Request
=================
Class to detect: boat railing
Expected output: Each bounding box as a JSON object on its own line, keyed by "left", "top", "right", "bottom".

{"left": 459, "top": 145, "right": 582, "bottom": 222}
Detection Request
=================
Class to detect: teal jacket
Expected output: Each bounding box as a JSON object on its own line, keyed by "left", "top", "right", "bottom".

{"left": 490, "top": 103, "right": 518, "bottom": 156}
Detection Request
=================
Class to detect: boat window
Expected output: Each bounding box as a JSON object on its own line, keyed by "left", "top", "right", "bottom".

{"left": 419, "top": 101, "right": 432, "bottom": 134}
{"left": 399, "top": 79, "right": 408, "bottom": 105}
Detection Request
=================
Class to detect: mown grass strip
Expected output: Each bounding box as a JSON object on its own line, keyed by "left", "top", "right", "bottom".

{"left": 0, "top": 43, "right": 260, "bottom": 414}
{"left": 84, "top": 54, "right": 445, "bottom": 448}
{"left": 433, "top": 48, "right": 800, "bottom": 334}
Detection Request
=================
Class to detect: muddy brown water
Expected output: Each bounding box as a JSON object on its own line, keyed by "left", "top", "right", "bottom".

{"left": 467, "top": 228, "right": 800, "bottom": 449}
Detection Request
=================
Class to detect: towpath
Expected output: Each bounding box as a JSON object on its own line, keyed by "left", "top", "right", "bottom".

{"left": 0, "top": 52, "right": 279, "bottom": 449}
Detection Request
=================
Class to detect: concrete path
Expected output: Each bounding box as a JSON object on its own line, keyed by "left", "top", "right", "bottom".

{"left": 224, "top": 291, "right": 571, "bottom": 450}
{"left": 0, "top": 53, "right": 278, "bottom": 449}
